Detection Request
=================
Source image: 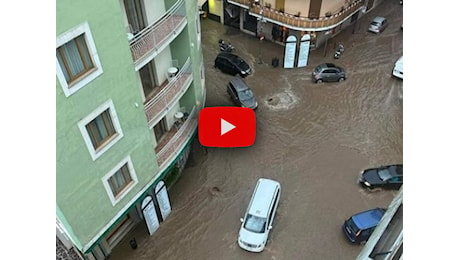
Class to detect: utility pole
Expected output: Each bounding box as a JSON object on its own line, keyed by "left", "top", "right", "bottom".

{"left": 257, "top": 2, "right": 265, "bottom": 64}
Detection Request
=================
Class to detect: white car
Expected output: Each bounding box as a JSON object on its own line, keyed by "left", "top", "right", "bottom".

{"left": 238, "top": 178, "right": 281, "bottom": 252}
{"left": 392, "top": 56, "right": 403, "bottom": 79}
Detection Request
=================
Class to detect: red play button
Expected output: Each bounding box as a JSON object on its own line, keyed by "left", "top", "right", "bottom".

{"left": 198, "top": 107, "right": 256, "bottom": 147}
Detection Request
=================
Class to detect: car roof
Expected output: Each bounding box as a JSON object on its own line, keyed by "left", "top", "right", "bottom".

{"left": 248, "top": 178, "right": 280, "bottom": 218}
{"left": 318, "top": 63, "right": 337, "bottom": 68}
{"left": 351, "top": 208, "right": 386, "bottom": 230}
{"left": 229, "top": 77, "right": 250, "bottom": 91}
{"left": 372, "top": 16, "right": 386, "bottom": 22}
{"left": 365, "top": 164, "right": 403, "bottom": 176}
{"left": 217, "top": 52, "right": 239, "bottom": 59}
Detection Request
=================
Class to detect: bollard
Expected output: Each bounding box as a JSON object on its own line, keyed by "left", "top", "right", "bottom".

{"left": 129, "top": 238, "right": 138, "bottom": 249}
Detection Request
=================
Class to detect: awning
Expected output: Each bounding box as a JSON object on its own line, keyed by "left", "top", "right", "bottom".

{"left": 198, "top": 0, "right": 207, "bottom": 9}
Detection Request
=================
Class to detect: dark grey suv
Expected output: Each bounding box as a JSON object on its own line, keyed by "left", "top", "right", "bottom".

{"left": 312, "top": 63, "right": 346, "bottom": 83}
{"left": 227, "top": 77, "right": 258, "bottom": 110}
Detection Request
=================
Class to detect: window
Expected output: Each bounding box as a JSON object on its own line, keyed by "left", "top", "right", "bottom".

{"left": 56, "top": 22, "right": 103, "bottom": 97}
{"left": 102, "top": 156, "right": 138, "bottom": 205}
{"left": 86, "top": 109, "right": 117, "bottom": 150}
{"left": 57, "top": 34, "right": 94, "bottom": 84}
{"left": 79, "top": 100, "right": 124, "bottom": 160}
{"left": 108, "top": 164, "right": 133, "bottom": 197}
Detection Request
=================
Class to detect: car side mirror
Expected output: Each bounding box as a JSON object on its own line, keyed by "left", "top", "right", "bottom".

{"left": 240, "top": 218, "right": 244, "bottom": 223}
{"left": 268, "top": 225, "right": 273, "bottom": 230}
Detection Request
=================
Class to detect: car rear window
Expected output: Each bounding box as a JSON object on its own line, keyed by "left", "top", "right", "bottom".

{"left": 377, "top": 169, "right": 392, "bottom": 181}
{"left": 237, "top": 89, "right": 254, "bottom": 101}
{"left": 347, "top": 218, "right": 361, "bottom": 235}
{"left": 371, "top": 21, "right": 379, "bottom": 26}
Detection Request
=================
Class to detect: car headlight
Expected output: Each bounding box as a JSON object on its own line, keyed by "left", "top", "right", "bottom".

{"left": 364, "top": 181, "right": 371, "bottom": 187}
{"left": 241, "top": 71, "right": 247, "bottom": 75}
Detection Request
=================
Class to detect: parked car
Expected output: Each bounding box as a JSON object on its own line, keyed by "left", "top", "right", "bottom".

{"left": 368, "top": 16, "right": 388, "bottom": 33}
{"left": 392, "top": 56, "right": 403, "bottom": 79}
{"left": 342, "top": 208, "right": 386, "bottom": 244}
{"left": 358, "top": 164, "right": 403, "bottom": 190}
{"left": 227, "top": 77, "right": 258, "bottom": 110}
{"left": 312, "top": 63, "right": 346, "bottom": 83}
{"left": 238, "top": 178, "right": 281, "bottom": 252}
{"left": 214, "top": 52, "right": 252, "bottom": 77}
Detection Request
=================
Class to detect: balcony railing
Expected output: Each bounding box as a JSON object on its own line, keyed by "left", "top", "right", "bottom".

{"left": 129, "top": 0, "right": 186, "bottom": 65}
{"left": 144, "top": 57, "right": 193, "bottom": 127}
{"left": 228, "top": 0, "right": 364, "bottom": 30}
{"left": 156, "top": 106, "right": 198, "bottom": 168}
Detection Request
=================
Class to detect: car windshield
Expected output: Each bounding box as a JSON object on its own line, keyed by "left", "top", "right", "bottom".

{"left": 237, "top": 89, "right": 254, "bottom": 101}
{"left": 244, "top": 214, "right": 266, "bottom": 233}
{"left": 371, "top": 21, "right": 379, "bottom": 26}
{"left": 314, "top": 66, "right": 322, "bottom": 73}
{"left": 377, "top": 169, "right": 392, "bottom": 181}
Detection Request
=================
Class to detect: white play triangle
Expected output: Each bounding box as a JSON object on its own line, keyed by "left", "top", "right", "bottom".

{"left": 221, "top": 118, "right": 236, "bottom": 136}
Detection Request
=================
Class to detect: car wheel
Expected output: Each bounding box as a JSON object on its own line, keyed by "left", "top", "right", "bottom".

{"left": 338, "top": 77, "right": 345, "bottom": 82}
{"left": 316, "top": 79, "right": 323, "bottom": 84}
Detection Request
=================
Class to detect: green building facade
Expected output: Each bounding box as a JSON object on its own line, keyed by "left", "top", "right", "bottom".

{"left": 56, "top": 0, "right": 205, "bottom": 258}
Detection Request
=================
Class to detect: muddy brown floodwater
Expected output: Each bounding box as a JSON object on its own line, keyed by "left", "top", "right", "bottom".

{"left": 110, "top": 1, "right": 402, "bottom": 259}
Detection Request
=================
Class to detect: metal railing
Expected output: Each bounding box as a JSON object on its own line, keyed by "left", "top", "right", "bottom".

{"left": 144, "top": 57, "right": 192, "bottom": 127}
{"left": 228, "top": 0, "right": 364, "bottom": 30}
{"left": 129, "top": 0, "right": 186, "bottom": 64}
{"left": 156, "top": 106, "right": 198, "bottom": 168}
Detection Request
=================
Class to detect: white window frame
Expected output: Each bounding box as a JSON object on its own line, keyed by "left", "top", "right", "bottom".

{"left": 78, "top": 100, "right": 124, "bottom": 161}
{"left": 102, "top": 156, "right": 138, "bottom": 206}
{"left": 56, "top": 22, "right": 103, "bottom": 97}
{"left": 196, "top": 8, "right": 201, "bottom": 45}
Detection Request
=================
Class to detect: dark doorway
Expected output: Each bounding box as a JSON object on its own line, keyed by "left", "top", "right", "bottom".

{"left": 308, "top": 0, "right": 322, "bottom": 19}
{"left": 242, "top": 9, "right": 257, "bottom": 34}
{"left": 366, "top": 0, "right": 375, "bottom": 11}
{"left": 224, "top": 2, "right": 240, "bottom": 29}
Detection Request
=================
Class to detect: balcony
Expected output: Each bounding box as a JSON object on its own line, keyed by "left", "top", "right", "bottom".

{"left": 155, "top": 106, "right": 198, "bottom": 168}
{"left": 129, "top": 0, "right": 187, "bottom": 67}
{"left": 144, "top": 57, "right": 193, "bottom": 128}
{"left": 228, "top": 0, "right": 365, "bottom": 31}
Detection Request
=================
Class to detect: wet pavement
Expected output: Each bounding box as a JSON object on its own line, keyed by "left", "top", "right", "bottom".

{"left": 110, "top": 1, "right": 402, "bottom": 259}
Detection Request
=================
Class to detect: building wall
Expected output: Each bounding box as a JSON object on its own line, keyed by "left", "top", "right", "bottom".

{"left": 56, "top": 0, "right": 159, "bottom": 250}
{"left": 57, "top": 0, "right": 206, "bottom": 254}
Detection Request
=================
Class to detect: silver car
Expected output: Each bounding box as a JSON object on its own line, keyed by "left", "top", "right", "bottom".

{"left": 368, "top": 16, "right": 388, "bottom": 33}
{"left": 312, "top": 63, "right": 346, "bottom": 83}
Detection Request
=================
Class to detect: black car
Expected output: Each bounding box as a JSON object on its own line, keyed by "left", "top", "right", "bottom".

{"left": 312, "top": 63, "right": 346, "bottom": 83}
{"left": 215, "top": 52, "right": 252, "bottom": 77}
{"left": 358, "top": 164, "right": 403, "bottom": 190}
{"left": 227, "top": 77, "right": 258, "bottom": 109}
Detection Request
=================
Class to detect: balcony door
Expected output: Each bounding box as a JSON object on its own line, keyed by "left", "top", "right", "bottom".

{"left": 124, "top": 0, "right": 147, "bottom": 34}
{"left": 140, "top": 61, "right": 158, "bottom": 100}
{"left": 154, "top": 118, "right": 168, "bottom": 143}
{"left": 308, "top": 0, "right": 322, "bottom": 19}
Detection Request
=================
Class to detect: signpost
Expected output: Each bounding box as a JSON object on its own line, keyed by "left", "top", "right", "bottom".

{"left": 283, "top": 35, "right": 297, "bottom": 68}
{"left": 141, "top": 196, "right": 160, "bottom": 235}
{"left": 297, "top": 34, "right": 311, "bottom": 68}
{"left": 155, "top": 181, "right": 171, "bottom": 221}
{"left": 323, "top": 30, "right": 332, "bottom": 57}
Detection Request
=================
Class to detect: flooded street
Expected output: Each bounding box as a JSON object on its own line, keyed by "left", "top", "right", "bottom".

{"left": 111, "top": 1, "right": 402, "bottom": 259}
